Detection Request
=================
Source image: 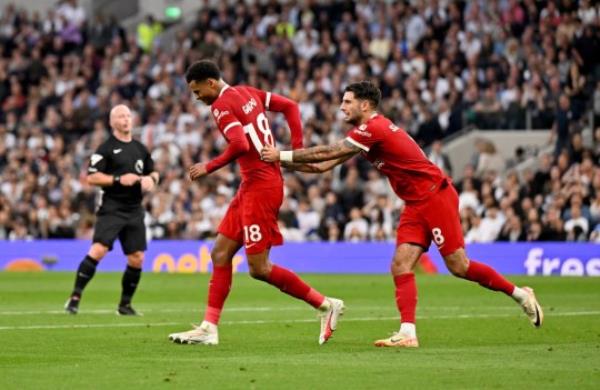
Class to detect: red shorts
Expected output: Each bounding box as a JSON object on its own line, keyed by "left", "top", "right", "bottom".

{"left": 217, "top": 186, "right": 284, "bottom": 255}
{"left": 396, "top": 182, "right": 464, "bottom": 256}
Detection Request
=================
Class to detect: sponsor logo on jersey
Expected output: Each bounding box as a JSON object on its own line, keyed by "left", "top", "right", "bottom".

{"left": 90, "top": 153, "right": 103, "bottom": 166}
{"left": 135, "top": 159, "right": 144, "bottom": 174}
{"left": 354, "top": 129, "right": 372, "bottom": 137}
{"left": 217, "top": 110, "right": 229, "bottom": 121}
{"left": 389, "top": 124, "right": 400, "bottom": 132}
{"left": 242, "top": 98, "right": 258, "bottom": 114}
{"left": 359, "top": 124, "right": 367, "bottom": 130}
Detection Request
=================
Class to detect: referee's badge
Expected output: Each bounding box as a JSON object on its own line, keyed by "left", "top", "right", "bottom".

{"left": 135, "top": 159, "right": 144, "bottom": 174}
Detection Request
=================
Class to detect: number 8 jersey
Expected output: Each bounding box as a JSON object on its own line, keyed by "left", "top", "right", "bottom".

{"left": 209, "top": 84, "right": 297, "bottom": 190}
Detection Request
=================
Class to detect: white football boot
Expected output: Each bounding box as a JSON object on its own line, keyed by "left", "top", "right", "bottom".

{"left": 520, "top": 286, "right": 544, "bottom": 328}
{"left": 168, "top": 321, "right": 219, "bottom": 345}
{"left": 318, "top": 297, "right": 345, "bottom": 345}
{"left": 374, "top": 332, "right": 419, "bottom": 348}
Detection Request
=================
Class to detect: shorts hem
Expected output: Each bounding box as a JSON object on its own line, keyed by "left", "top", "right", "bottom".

{"left": 438, "top": 244, "right": 464, "bottom": 257}
{"left": 92, "top": 240, "right": 113, "bottom": 251}
{"left": 395, "top": 239, "right": 429, "bottom": 251}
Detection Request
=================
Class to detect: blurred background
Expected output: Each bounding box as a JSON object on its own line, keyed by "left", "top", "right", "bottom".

{"left": 0, "top": 0, "right": 599, "bottom": 245}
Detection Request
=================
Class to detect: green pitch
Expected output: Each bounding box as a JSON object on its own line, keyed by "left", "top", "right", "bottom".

{"left": 1, "top": 272, "right": 599, "bottom": 389}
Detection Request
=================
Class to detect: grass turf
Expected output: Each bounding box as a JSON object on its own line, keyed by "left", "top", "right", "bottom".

{"left": 0, "top": 272, "right": 599, "bottom": 389}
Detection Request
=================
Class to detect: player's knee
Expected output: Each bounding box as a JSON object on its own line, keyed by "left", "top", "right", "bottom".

{"left": 444, "top": 254, "right": 469, "bottom": 277}
{"left": 247, "top": 261, "right": 270, "bottom": 280}
{"left": 210, "top": 247, "right": 231, "bottom": 266}
{"left": 89, "top": 244, "right": 109, "bottom": 260}
{"left": 391, "top": 259, "right": 413, "bottom": 275}
{"left": 127, "top": 252, "right": 144, "bottom": 268}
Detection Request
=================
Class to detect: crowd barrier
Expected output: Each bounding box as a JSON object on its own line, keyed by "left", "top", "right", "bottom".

{"left": 1, "top": 240, "right": 598, "bottom": 276}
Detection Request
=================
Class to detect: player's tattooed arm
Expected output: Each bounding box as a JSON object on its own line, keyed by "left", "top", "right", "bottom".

{"left": 261, "top": 139, "right": 361, "bottom": 163}
{"left": 291, "top": 139, "right": 361, "bottom": 163}
{"left": 281, "top": 154, "right": 354, "bottom": 173}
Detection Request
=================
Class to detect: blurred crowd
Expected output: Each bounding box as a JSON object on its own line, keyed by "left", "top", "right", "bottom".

{"left": 0, "top": 0, "right": 599, "bottom": 243}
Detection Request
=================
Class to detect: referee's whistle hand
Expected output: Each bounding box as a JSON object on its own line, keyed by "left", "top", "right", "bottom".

{"left": 120, "top": 173, "right": 141, "bottom": 186}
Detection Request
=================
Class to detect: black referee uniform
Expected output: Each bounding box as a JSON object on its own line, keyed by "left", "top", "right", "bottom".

{"left": 65, "top": 134, "right": 156, "bottom": 315}
{"left": 88, "top": 135, "right": 154, "bottom": 253}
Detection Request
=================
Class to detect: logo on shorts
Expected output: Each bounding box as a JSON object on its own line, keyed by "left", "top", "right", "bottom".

{"left": 135, "top": 159, "right": 144, "bottom": 174}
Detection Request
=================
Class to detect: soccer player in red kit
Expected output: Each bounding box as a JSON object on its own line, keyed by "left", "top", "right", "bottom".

{"left": 168, "top": 60, "right": 344, "bottom": 346}
{"left": 261, "top": 81, "right": 543, "bottom": 348}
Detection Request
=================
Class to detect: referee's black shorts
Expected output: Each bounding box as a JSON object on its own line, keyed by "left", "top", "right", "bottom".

{"left": 93, "top": 207, "right": 147, "bottom": 254}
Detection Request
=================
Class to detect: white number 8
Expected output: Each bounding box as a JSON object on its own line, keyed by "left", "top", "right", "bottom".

{"left": 244, "top": 224, "right": 262, "bottom": 243}
{"left": 432, "top": 227, "right": 445, "bottom": 246}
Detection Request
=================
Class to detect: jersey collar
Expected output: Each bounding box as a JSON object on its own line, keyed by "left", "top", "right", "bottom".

{"left": 218, "top": 82, "right": 230, "bottom": 98}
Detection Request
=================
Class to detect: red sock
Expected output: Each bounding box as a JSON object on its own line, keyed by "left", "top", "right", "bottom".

{"left": 204, "top": 265, "right": 233, "bottom": 325}
{"left": 267, "top": 265, "right": 325, "bottom": 308}
{"left": 394, "top": 273, "right": 417, "bottom": 324}
{"left": 465, "top": 260, "right": 515, "bottom": 296}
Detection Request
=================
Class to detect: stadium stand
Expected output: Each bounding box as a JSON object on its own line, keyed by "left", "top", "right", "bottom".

{"left": 0, "top": 0, "right": 599, "bottom": 243}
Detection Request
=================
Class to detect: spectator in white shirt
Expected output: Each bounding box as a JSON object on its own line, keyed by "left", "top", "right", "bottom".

{"left": 344, "top": 207, "right": 369, "bottom": 242}
{"left": 565, "top": 204, "right": 589, "bottom": 237}
{"left": 296, "top": 199, "right": 321, "bottom": 240}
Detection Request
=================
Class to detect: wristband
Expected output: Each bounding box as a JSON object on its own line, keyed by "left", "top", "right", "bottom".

{"left": 113, "top": 175, "right": 121, "bottom": 185}
{"left": 280, "top": 151, "right": 293, "bottom": 162}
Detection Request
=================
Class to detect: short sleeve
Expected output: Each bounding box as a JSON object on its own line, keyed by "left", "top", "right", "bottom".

{"left": 143, "top": 147, "right": 155, "bottom": 174}
{"left": 211, "top": 102, "right": 243, "bottom": 142}
{"left": 87, "top": 145, "right": 108, "bottom": 174}
{"left": 346, "top": 125, "right": 380, "bottom": 152}
{"left": 239, "top": 86, "right": 269, "bottom": 108}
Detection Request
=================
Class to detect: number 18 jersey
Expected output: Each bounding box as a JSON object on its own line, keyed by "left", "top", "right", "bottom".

{"left": 210, "top": 85, "right": 282, "bottom": 189}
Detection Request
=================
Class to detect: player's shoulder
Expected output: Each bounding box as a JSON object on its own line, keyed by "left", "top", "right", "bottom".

{"left": 212, "top": 86, "right": 239, "bottom": 109}
{"left": 368, "top": 114, "right": 402, "bottom": 132}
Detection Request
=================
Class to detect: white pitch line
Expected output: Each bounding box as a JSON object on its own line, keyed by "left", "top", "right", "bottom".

{"left": 0, "top": 310, "right": 598, "bottom": 331}
{"left": 0, "top": 306, "right": 522, "bottom": 316}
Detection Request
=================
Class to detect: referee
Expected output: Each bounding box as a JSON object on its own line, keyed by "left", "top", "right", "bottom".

{"left": 65, "top": 105, "right": 159, "bottom": 315}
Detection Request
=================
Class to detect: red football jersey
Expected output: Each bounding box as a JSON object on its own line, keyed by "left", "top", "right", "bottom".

{"left": 210, "top": 85, "right": 282, "bottom": 189}
{"left": 345, "top": 113, "right": 447, "bottom": 202}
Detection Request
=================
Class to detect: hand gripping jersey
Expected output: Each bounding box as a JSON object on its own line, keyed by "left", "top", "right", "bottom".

{"left": 345, "top": 114, "right": 448, "bottom": 203}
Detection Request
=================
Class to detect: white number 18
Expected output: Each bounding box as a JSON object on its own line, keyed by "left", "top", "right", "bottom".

{"left": 243, "top": 112, "right": 274, "bottom": 153}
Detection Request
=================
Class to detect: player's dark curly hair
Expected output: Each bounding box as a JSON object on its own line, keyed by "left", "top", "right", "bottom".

{"left": 185, "top": 60, "right": 221, "bottom": 83}
{"left": 344, "top": 81, "right": 381, "bottom": 108}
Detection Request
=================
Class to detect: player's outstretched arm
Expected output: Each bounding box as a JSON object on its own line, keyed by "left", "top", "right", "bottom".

{"left": 281, "top": 154, "right": 354, "bottom": 173}
{"left": 261, "top": 139, "right": 361, "bottom": 163}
